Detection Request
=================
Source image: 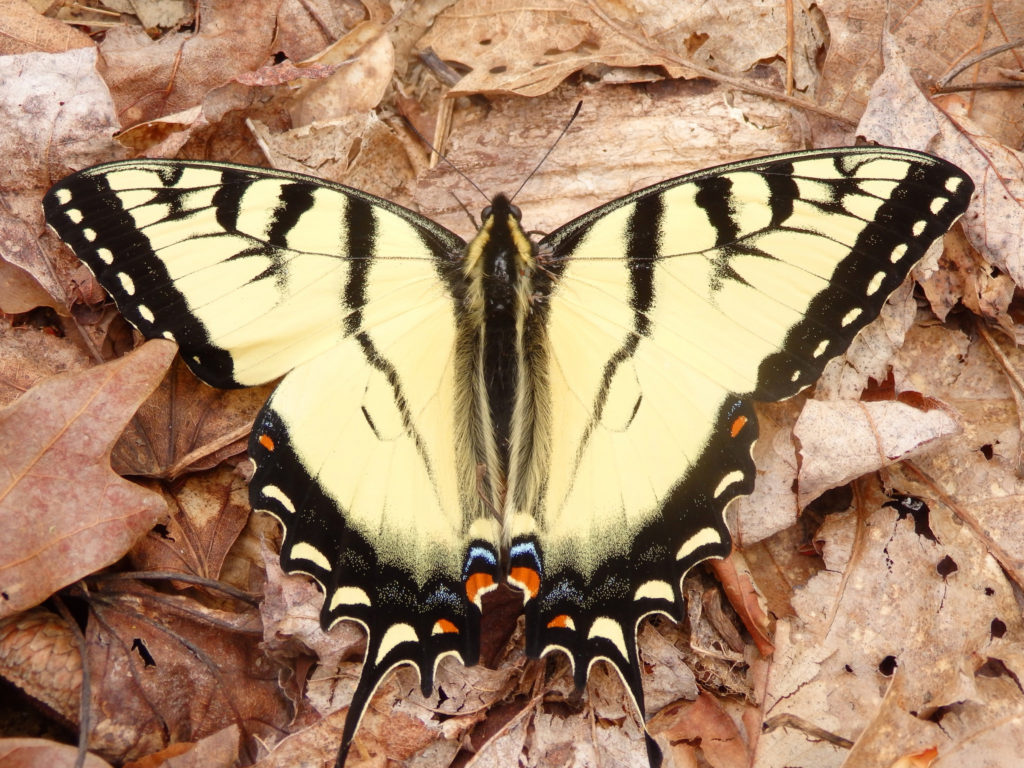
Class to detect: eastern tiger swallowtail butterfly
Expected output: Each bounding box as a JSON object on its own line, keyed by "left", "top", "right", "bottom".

{"left": 43, "top": 145, "right": 972, "bottom": 766}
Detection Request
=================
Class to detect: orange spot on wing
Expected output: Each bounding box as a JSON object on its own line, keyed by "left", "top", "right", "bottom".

{"left": 509, "top": 566, "right": 540, "bottom": 599}
{"left": 730, "top": 414, "right": 748, "bottom": 438}
{"left": 465, "top": 572, "right": 495, "bottom": 604}
{"left": 259, "top": 434, "right": 275, "bottom": 451}
{"left": 434, "top": 618, "right": 459, "bottom": 634}
{"left": 547, "top": 614, "right": 572, "bottom": 629}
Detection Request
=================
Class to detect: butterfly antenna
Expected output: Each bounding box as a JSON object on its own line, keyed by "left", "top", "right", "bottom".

{"left": 403, "top": 110, "right": 490, "bottom": 204}
{"left": 509, "top": 100, "right": 583, "bottom": 204}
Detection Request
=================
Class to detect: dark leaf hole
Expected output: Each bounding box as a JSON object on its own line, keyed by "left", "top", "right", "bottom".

{"left": 976, "top": 657, "right": 1012, "bottom": 679}
{"left": 132, "top": 638, "right": 156, "bottom": 667}
{"left": 936, "top": 555, "right": 958, "bottom": 578}
{"left": 991, "top": 617, "right": 1007, "bottom": 639}
{"left": 980, "top": 443, "right": 994, "bottom": 459}
{"left": 878, "top": 655, "right": 898, "bottom": 676}
{"left": 884, "top": 493, "right": 937, "bottom": 542}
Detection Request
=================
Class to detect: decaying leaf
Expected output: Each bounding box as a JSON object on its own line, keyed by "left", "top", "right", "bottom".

{"left": 794, "top": 398, "right": 960, "bottom": 506}
{"left": 0, "top": 608, "right": 82, "bottom": 726}
{"left": 83, "top": 581, "right": 287, "bottom": 763}
{"left": 129, "top": 465, "right": 251, "bottom": 583}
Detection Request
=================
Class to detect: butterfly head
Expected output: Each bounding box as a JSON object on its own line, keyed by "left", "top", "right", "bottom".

{"left": 465, "top": 194, "right": 537, "bottom": 315}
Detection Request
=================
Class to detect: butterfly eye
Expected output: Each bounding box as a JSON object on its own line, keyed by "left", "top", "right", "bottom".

{"left": 481, "top": 205, "right": 493, "bottom": 220}
{"left": 509, "top": 204, "right": 522, "bottom": 220}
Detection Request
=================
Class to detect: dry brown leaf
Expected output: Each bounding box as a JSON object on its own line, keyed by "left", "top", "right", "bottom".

{"left": 0, "top": 0, "right": 94, "bottom": 56}
{"left": 0, "top": 608, "right": 81, "bottom": 726}
{"left": 129, "top": 466, "right": 251, "bottom": 582}
{"left": 859, "top": 36, "right": 1024, "bottom": 295}
{"left": 649, "top": 691, "right": 749, "bottom": 768}
{"left": 418, "top": 0, "right": 701, "bottom": 98}
{"left": 110, "top": 355, "right": 272, "bottom": 480}
{"left": 0, "top": 259, "right": 58, "bottom": 315}
{"left": 759, "top": 474, "right": 1024, "bottom": 765}
{"left": 122, "top": 724, "right": 240, "bottom": 768}
{"left": 894, "top": 323, "right": 1024, "bottom": 585}
{"left": 814, "top": 0, "right": 1024, "bottom": 143}
{"left": 0, "top": 320, "right": 92, "bottom": 409}
{"left": 84, "top": 581, "right": 286, "bottom": 763}
{"left": 288, "top": 21, "right": 394, "bottom": 127}
{"left": 0, "top": 340, "right": 173, "bottom": 618}
{"left": 96, "top": 0, "right": 279, "bottom": 127}
{"left": 275, "top": 0, "right": 365, "bottom": 62}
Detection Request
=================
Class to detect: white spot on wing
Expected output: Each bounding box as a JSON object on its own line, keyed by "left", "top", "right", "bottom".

{"left": 588, "top": 616, "right": 628, "bottom": 659}
{"left": 633, "top": 580, "right": 674, "bottom": 602}
{"left": 813, "top": 339, "right": 829, "bottom": 358}
{"left": 138, "top": 305, "right": 155, "bottom": 323}
{"left": 676, "top": 527, "right": 724, "bottom": 561}
{"left": 262, "top": 484, "right": 296, "bottom": 514}
{"left": 97, "top": 248, "right": 115, "bottom": 265}
{"left": 83, "top": 228, "right": 96, "bottom": 242}
{"left": 713, "top": 470, "right": 745, "bottom": 498}
{"left": 55, "top": 189, "right": 71, "bottom": 205}
{"left": 375, "top": 623, "right": 418, "bottom": 664}
{"left": 841, "top": 307, "right": 862, "bottom": 327}
{"left": 930, "top": 197, "right": 947, "bottom": 215}
{"left": 945, "top": 177, "right": 962, "bottom": 193}
{"left": 117, "top": 272, "right": 135, "bottom": 295}
{"left": 291, "top": 541, "right": 331, "bottom": 571}
{"left": 67, "top": 209, "right": 83, "bottom": 224}
{"left": 329, "top": 585, "right": 372, "bottom": 610}
{"left": 890, "top": 243, "right": 908, "bottom": 263}
{"left": 912, "top": 220, "right": 926, "bottom": 237}
{"left": 865, "top": 271, "right": 885, "bottom": 296}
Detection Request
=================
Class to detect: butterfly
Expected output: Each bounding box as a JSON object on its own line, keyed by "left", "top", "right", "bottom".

{"left": 44, "top": 145, "right": 972, "bottom": 766}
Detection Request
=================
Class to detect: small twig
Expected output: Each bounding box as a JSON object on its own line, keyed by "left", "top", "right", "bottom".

{"left": 89, "top": 570, "right": 262, "bottom": 606}
{"left": 936, "top": 37, "right": 1024, "bottom": 88}
{"left": 933, "top": 80, "right": 1024, "bottom": 94}
{"left": 53, "top": 596, "right": 92, "bottom": 768}
{"left": 763, "top": 713, "right": 855, "bottom": 749}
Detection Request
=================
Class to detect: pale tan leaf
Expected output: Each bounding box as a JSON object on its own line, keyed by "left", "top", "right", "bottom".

{"left": 795, "top": 398, "right": 960, "bottom": 507}
{"left": 0, "top": 0, "right": 94, "bottom": 55}
{"left": 288, "top": 22, "right": 395, "bottom": 127}
{"left": 0, "top": 737, "right": 113, "bottom": 768}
